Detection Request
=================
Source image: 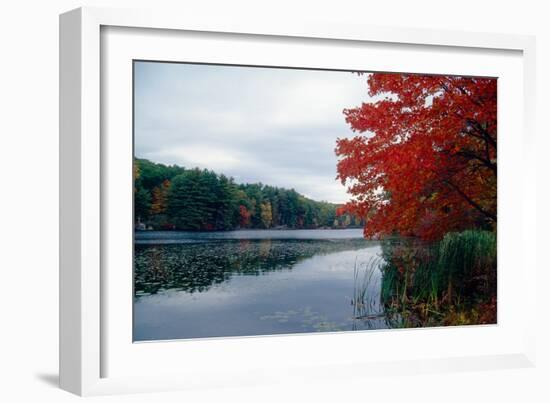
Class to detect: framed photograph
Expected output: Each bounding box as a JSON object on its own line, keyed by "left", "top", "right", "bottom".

{"left": 60, "top": 7, "right": 537, "bottom": 396}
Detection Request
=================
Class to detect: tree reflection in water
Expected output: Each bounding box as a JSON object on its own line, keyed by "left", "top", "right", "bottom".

{"left": 134, "top": 238, "right": 373, "bottom": 295}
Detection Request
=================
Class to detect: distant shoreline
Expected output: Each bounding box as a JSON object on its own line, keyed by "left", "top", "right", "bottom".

{"left": 135, "top": 226, "right": 364, "bottom": 232}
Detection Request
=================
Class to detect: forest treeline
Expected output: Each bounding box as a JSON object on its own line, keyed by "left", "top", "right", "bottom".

{"left": 134, "top": 158, "right": 361, "bottom": 231}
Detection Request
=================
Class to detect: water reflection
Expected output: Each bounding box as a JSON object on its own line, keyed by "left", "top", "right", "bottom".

{"left": 135, "top": 238, "right": 374, "bottom": 295}
{"left": 133, "top": 230, "right": 390, "bottom": 341}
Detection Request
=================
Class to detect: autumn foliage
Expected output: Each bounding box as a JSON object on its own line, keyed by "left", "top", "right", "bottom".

{"left": 336, "top": 73, "right": 497, "bottom": 240}
{"left": 239, "top": 205, "right": 251, "bottom": 227}
{"left": 150, "top": 179, "right": 171, "bottom": 215}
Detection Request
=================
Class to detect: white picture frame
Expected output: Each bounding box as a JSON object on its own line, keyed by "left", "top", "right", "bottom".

{"left": 59, "top": 6, "right": 537, "bottom": 396}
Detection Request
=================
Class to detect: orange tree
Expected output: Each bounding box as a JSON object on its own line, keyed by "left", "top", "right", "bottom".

{"left": 335, "top": 73, "right": 497, "bottom": 240}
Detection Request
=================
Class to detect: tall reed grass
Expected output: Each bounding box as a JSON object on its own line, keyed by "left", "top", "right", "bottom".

{"left": 380, "top": 230, "right": 497, "bottom": 325}
{"left": 352, "top": 256, "right": 382, "bottom": 320}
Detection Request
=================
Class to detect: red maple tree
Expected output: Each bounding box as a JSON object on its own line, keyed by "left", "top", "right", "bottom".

{"left": 239, "top": 205, "right": 251, "bottom": 228}
{"left": 336, "top": 73, "right": 497, "bottom": 240}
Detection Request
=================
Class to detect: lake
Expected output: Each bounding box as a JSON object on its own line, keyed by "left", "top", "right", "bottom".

{"left": 134, "top": 229, "right": 392, "bottom": 341}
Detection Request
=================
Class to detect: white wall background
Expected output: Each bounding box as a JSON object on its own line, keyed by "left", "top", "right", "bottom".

{"left": 0, "top": 1, "right": 548, "bottom": 401}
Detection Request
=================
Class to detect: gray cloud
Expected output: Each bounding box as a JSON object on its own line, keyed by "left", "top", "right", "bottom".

{"left": 134, "top": 62, "right": 373, "bottom": 203}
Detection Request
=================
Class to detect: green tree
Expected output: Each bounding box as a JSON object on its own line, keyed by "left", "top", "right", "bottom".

{"left": 134, "top": 186, "right": 151, "bottom": 223}
{"left": 167, "top": 169, "right": 213, "bottom": 230}
{"left": 212, "top": 175, "right": 238, "bottom": 230}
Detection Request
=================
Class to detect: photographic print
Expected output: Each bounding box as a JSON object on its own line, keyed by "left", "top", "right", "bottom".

{"left": 133, "top": 61, "right": 497, "bottom": 341}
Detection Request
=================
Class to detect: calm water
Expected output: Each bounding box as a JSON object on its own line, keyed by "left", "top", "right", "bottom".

{"left": 134, "top": 229, "right": 390, "bottom": 341}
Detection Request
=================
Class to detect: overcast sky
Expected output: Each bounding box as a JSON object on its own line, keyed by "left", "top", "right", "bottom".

{"left": 134, "top": 61, "right": 373, "bottom": 204}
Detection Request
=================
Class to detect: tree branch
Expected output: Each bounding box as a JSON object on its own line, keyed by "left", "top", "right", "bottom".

{"left": 443, "top": 179, "right": 496, "bottom": 222}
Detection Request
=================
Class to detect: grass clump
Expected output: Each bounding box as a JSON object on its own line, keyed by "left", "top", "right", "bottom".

{"left": 380, "top": 230, "right": 497, "bottom": 327}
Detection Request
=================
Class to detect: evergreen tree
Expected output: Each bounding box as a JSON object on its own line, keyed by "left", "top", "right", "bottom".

{"left": 167, "top": 170, "right": 212, "bottom": 230}
{"left": 134, "top": 186, "right": 151, "bottom": 222}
